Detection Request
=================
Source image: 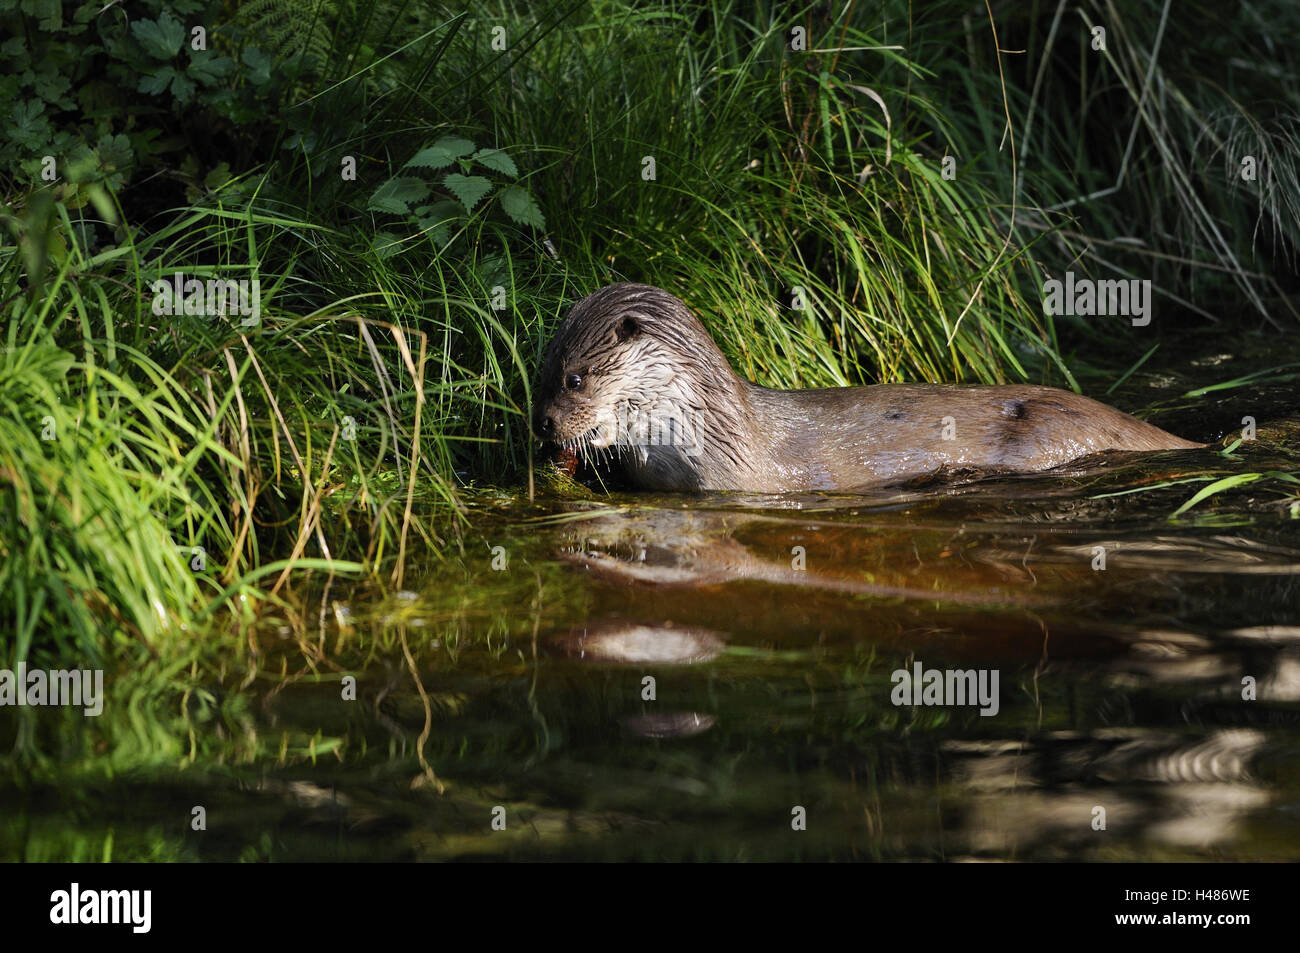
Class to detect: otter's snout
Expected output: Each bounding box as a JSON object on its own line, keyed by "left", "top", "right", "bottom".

{"left": 533, "top": 391, "right": 600, "bottom": 447}
{"left": 536, "top": 410, "right": 557, "bottom": 439}
{"left": 534, "top": 393, "right": 570, "bottom": 442}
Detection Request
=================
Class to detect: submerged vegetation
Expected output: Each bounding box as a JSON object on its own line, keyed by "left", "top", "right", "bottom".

{"left": 1, "top": 0, "right": 1298, "bottom": 836}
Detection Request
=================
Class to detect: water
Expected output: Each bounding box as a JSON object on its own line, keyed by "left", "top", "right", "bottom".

{"left": 4, "top": 332, "right": 1299, "bottom": 861}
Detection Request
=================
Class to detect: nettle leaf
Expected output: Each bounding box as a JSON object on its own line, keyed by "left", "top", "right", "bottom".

{"left": 443, "top": 174, "right": 493, "bottom": 211}
{"left": 420, "top": 221, "right": 452, "bottom": 249}
{"left": 131, "top": 12, "right": 186, "bottom": 60}
{"left": 367, "top": 176, "right": 432, "bottom": 214}
{"left": 416, "top": 198, "right": 465, "bottom": 247}
{"left": 405, "top": 137, "right": 476, "bottom": 170}
{"left": 472, "top": 148, "right": 517, "bottom": 178}
{"left": 498, "top": 185, "right": 547, "bottom": 228}
{"left": 371, "top": 232, "right": 403, "bottom": 260}
{"left": 426, "top": 199, "right": 464, "bottom": 220}
{"left": 138, "top": 67, "right": 175, "bottom": 96}
{"left": 188, "top": 51, "right": 235, "bottom": 86}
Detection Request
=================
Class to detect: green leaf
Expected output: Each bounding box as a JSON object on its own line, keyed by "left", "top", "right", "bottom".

{"left": 96, "top": 133, "right": 133, "bottom": 171}
{"left": 131, "top": 12, "right": 186, "bottom": 60}
{"left": 9, "top": 99, "right": 50, "bottom": 150}
{"left": 0, "top": 76, "right": 20, "bottom": 108}
{"left": 188, "top": 51, "right": 235, "bottom": 86}
{"left": 138, "top": 67, "right": 175, "bottom": 97}
{"left": 443, "top": 173, "right": 493, "bottom": 211}
{"left": 24, "top": 0, "right": 61, "bottom": 30}
{"left": 204, "top": 161, "right": 233, "bottom": 190}
{"left": 420, "top": 221, "right": 453, "bottom": 248}
{"left": 63, "top": 144, "right": 99, "bottom": 182}
{"left": 498, "top": 184, "right": 546, "bottom": 228}
{"left": 169, "top": 70, "right": 196, "bottom": 104}
{"left": 416, "top": 199, "right": 464, "bottom": 248}
{"left": 241, "top": 46, "right": 273, "bottom": 86}
{"left": 405, "top": 137, "right": 475, "bottom": 170}
{"left": 31, "top": 67, "right": 72, "bottom": 105}
{"left": 472, "top": 148, "right": 517, "bottom": 178}
{"left": 421, "top": 199, "right": 465, "bottom": 223}
{"left": 371, "top": 231, "right": 403, "bottom": 259}
{"left": 85, "top": 180, "right": 120, "bottom": 223}
{"left": 367, "top": 176, "right": 431, "bottom": 214}
{"left": 1170, "top": 473, "right": 1263, "bottom": 518}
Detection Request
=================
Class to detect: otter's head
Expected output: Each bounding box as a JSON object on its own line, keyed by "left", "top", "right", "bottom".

{"left": 533, "top": 283, "right": 735, "bottom": 459}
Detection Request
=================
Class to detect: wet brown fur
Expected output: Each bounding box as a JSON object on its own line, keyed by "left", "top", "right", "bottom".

{"left": 534, "top": 283, "right": 1202, "bottom": 492}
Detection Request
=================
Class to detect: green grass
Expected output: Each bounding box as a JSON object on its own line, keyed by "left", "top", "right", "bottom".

{"left": 958, "top": 0, "right": 1300, "bottom": 329}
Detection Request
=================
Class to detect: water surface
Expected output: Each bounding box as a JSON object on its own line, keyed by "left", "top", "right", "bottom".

{"left": 5, "top": 335, "right": 1299, "bottom": 861}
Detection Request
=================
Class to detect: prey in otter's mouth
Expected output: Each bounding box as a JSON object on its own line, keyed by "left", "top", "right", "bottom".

{"left": 533, "top": 283, "right": 1203, "bottom": 493}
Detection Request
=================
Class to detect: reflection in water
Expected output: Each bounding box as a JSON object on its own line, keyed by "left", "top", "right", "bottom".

{"left": 552, "top": 624, "right": 724, "bottom": 737}
{"left": 3, "top": 400, "right": 1299, "bottom": 861}
{"left": 1053, "top": 535, "right": 1300, "bottom": 574}
{"left": 559, "top": 506, "right": 1056, "bottom": 607}
{"left": 945, "top": 728, "right": 1270, "bottom": 853}
{"left": 621, "top": 712, "right": 718, "bottom": 738}
{"left": 549, "top": 623, "right": 725, "bottom": 664}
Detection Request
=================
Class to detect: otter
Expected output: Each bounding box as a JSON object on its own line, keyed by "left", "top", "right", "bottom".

{"left": 534, "top": 283, "right": 1202, "bottom": 492}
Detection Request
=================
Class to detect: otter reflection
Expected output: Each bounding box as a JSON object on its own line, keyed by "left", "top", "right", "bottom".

{"left": 620, "top": 712, "right": 717, "bottom": 739}
{"left": 556, "top": 505, "right": 1053, "bottom": 608}
{"left": 548, "top": 622, "right": 724, "bottom": 739}
{"left": 549, "top": 622, "right": 725, "bottom": 664}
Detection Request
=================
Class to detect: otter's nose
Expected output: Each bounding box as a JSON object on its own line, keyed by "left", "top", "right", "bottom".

{"left": 538, "top": 415, "right": 556, "bottom": 438}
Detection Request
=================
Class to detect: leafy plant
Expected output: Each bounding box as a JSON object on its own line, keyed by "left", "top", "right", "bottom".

{"left": 368, "top": 136, "right": 546, "bottom": 253}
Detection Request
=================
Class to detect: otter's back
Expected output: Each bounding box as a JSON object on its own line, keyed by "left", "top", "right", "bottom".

{"left": 748, "top": 383, "right": 1198, "bottom": 490}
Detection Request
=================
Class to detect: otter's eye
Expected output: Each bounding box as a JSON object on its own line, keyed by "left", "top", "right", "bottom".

{"left": 565, "top": 373, "right": 584, "bottom": 391}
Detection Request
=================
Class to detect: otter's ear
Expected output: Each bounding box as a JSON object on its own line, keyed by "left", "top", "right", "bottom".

{"left": 615, "top": 316, "right": 639, "bottom": 342}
